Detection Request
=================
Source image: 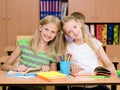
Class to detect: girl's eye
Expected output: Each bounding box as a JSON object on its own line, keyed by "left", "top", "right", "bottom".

{"left": 68, "top": 31, "right": 72, "bottom": 34}
{"left": 51, "top": 31, "right": 55, "bottom": 34}
{"left": 73, "top": 26, "right": 77, "bottom": 28}
{"left": 45, "top": 28, "right": 48, "bottom": 31}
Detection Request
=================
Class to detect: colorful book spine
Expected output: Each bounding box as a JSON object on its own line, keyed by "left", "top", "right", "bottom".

{"left": 40, "top": 0, "right": 62, "bottom": 19}
{"left": 58, "top": 0, "right": 62, "bottom": 19}
{"left": 113, "top": 24, "right": 119, "bottom": 45}
{"left": 53, "top": 0, "right": 58, "bottom": 17}
{"left": 95, "top": 24, "right": 103, "bottom": 43}
{"left": 46, "top": 0, "right": 49, "bottom": 16}
{"left": 102, "top": 24, "right": 107, "bottom": 46}
{"left": 118, "top": 24, "right": 120, "bottom": 44}
{"left": 40, "top": 0, "right": 44, "bottom": 19}
{"left": 107, "top": 24, "right": 114, "bottom": 45}
{"left": 49, "top": 0, "right": 53, "bottom": 15}
{"left": 43, "top": 0, "right": 46, "bottom": 18}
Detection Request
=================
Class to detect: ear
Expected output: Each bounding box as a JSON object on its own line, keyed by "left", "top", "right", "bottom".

{"left": 38, "top": 25, "right": 42, "bottom": 32}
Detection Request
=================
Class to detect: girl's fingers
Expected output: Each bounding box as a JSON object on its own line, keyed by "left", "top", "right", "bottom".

{"left": 16, "top": 65, "right": 28, "bottom": 72}
{"left": 41, "top": 65, "right": 50, "bottom": 72}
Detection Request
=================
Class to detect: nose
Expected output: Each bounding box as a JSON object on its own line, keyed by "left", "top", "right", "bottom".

{"left": 47, "top": 31, "right": 52, "bottom": 37}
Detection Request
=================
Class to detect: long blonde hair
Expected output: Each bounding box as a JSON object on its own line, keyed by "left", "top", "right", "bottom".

{"left": 28, "top": 15, "right": 61, "bottom": 56}
{"left": 60, "top": 15, "right": 97, "bottom": 55}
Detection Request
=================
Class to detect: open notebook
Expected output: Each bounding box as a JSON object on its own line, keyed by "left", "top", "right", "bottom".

{"left": 6, "top": 67, "right": 41, "bottom": 78}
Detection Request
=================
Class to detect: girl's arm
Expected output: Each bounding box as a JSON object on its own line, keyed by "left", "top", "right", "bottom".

{"left": 97, "top": 46, "right": 116, "bottom": 74}
{"left": 2, "top": 46, "right": 21, "bottom": 71}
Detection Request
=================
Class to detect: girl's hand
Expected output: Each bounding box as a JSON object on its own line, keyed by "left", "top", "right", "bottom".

{"left": 70, "top": 63, "right": 84, "bottom": 75}
{"left": 107, "top": 65, "right": 117, "bottom": 76}
{"left": 41, "top": 65, "right": 50, "bottom": 72}
{"left": 16, "top": 65, "right": 28, "bottom": 72}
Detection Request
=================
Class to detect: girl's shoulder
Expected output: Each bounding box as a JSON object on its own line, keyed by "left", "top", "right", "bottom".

{"left": 17, "top": 38, "right": 30, "bottom": 46}
{"left": 91, "top": 37, "right": 102, "bottom": 49}
{"left": 91, "top": 37, "right": 102, "bottom": 44}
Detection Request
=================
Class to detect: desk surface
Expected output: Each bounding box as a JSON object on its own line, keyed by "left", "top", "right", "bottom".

{"left": 0, "top": 71, "right": 120, "bottom": 85}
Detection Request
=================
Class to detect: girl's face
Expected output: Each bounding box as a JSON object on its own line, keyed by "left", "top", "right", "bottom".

{"left": 63, "top": 20, "right": 82, "bottom": 40}
{"left": 39, "top": 23, "right": 58, "bottom": 43}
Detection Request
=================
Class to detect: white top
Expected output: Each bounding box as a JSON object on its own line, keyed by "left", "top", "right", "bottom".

{"left": 67, "top": 38, "right": 102, "bottom": 73}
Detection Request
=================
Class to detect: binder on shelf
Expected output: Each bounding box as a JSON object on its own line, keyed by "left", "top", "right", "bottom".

{"left": 58, "top": 0, "right": 62, "bottom": 19}
{"left": 102, "top": 24, "right": 107, "bottom": 46}
{"left": 49, "top": 0, "right": 53, "bottom": 15}
{"left": 113, "top": 24, "right": 119, "bottom": 45}
{"left": 61, "top": 2, "right": 68, "bottom": 19}
{"left": 107, "top": 24, "right": 114, "bottom": 45}
{"left": 46, "top": 0, "right": 49, "bottom": 16}
{"left": 40, "top": 0, "right": 44, "bottom": 19}
{"left": 89, "top": 24, "right": 95, "bottom": 37}
{"left": 95, "top": 24, "right": 103, "bottom": 43}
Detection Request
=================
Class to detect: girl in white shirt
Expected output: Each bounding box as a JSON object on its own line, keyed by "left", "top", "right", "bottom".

{"left": 57, "top": 15, "right": 116, "bottom": 90}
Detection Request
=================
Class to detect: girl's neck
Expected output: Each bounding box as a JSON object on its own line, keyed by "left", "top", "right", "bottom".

{"left": 38, "top": 40, "right": 48, "bottom": 52}
{"left": 73, "top": 38, "right": 84, "bottom": 45}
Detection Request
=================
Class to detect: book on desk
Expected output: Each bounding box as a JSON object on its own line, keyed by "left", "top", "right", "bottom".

{"left": 37, "top": 71, "right": 67, "bottom": 82}
{"left": 70, "top": 66, "right": 112, "bottom": 78}
{"left": 6, "top": 67, "right": 41, "bottom": 78}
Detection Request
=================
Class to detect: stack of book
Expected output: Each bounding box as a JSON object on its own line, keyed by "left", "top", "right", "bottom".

{"left": 37, "top": 71, "right": 67, "bottom": 82}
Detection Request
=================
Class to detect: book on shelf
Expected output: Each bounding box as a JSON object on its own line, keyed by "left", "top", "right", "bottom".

{"left": 6, "top": 67, "right": 41, "bottom": 78}
{"left": 61, "top": 2, "right": 68, "bottom": 19}
{"left": 89, "top": 24, "right": 95, "bottom": 37}
{"left": 37, "top": 71, "right": 67, "bottom": 82}
{"left": 102, "top": 24, "right": 107, "bottom": 46}
{"left": 107, "top": 24, "right": 114, "bottom": 45}
{"left": 113, "top": 24, "right": 119, "bottom": 45}
{"left": 95, "top": 24, "right": 103, "bottom": 43}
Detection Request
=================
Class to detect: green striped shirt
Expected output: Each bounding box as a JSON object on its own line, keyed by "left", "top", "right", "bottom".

{"left": 18, "top": 39, "right": 55, "bottom": 68}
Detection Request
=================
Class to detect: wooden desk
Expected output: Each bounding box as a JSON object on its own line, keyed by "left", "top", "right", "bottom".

{"left": 2, "top": 46, "right": 120, "bottom": 90}
{"left": 0, "top": 71, "right": 120, "bottom": 90}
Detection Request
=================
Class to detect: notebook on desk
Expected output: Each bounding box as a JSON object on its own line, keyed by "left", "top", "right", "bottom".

{"left": 37, "top": 71, "right": 67, "bottom": 82}
{"left": 6, "top": 68, "right": 41, "bottom": 78}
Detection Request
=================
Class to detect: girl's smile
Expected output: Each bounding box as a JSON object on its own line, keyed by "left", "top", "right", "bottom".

{"left": 39, "top": 23, "right": 58, "bottom": 43}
